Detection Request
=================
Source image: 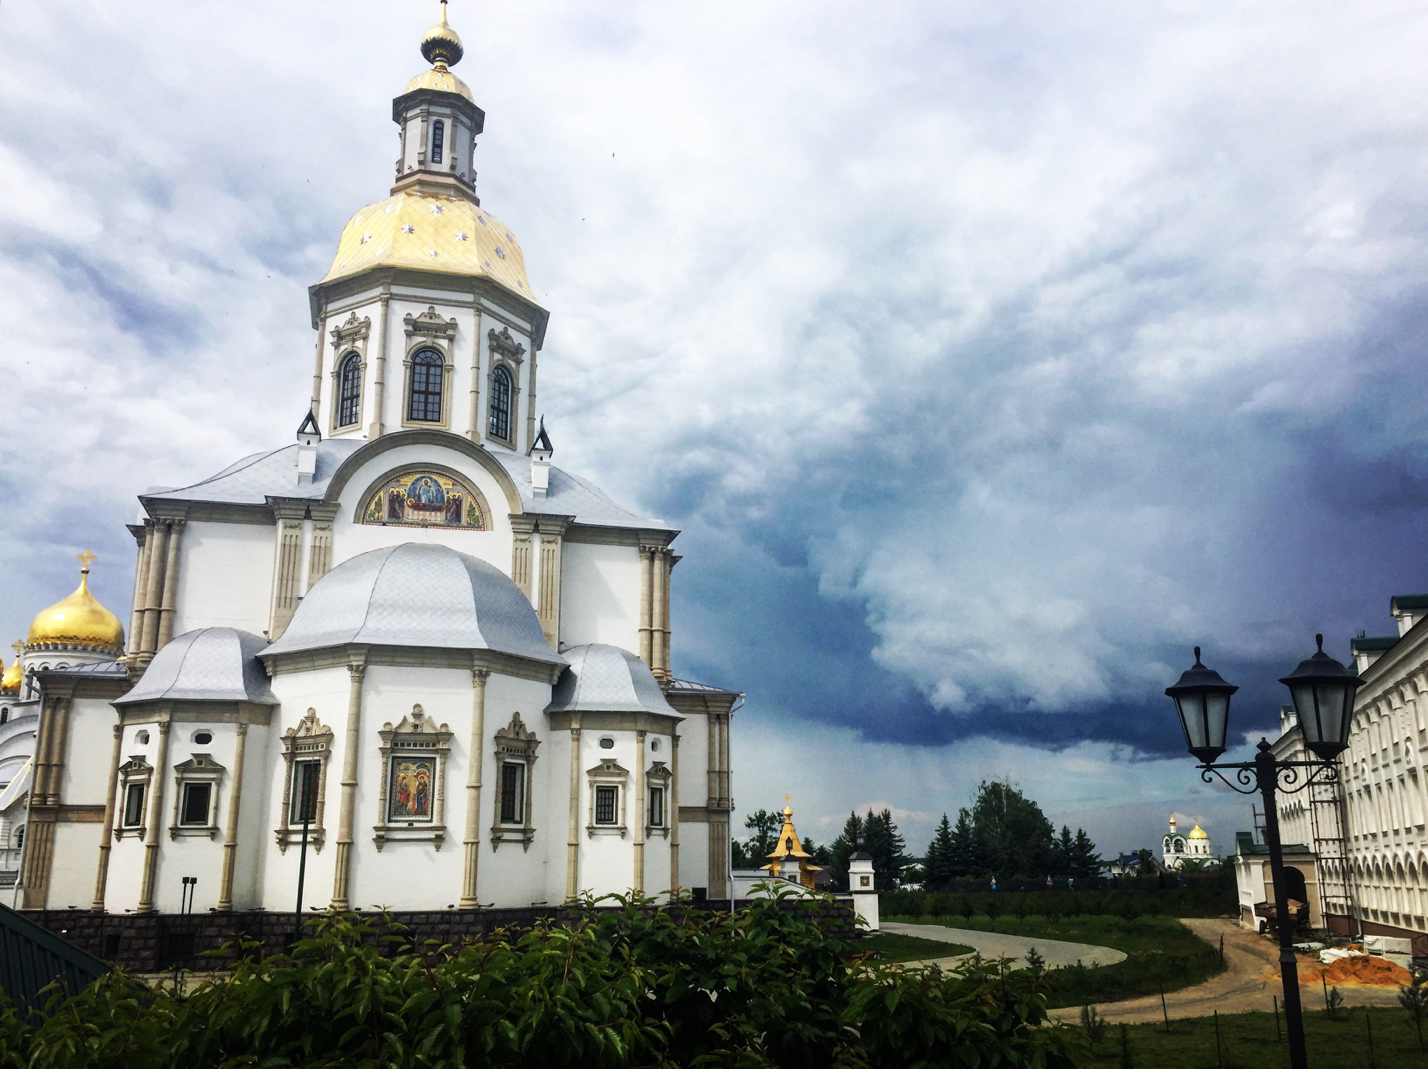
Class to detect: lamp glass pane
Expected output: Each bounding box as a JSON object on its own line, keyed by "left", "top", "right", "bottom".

{"left": 1290, "top": 682, "right": 1321, "bottom": 743}
{"left": 1176, "top": 693, "right": 1207, "bottom": 750}
{"left": 1203, "top": 691, "right": 1230, "bottom": 753}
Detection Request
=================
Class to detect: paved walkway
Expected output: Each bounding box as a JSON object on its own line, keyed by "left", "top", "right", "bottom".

{"left": 881, "top": 920, "right": 1127, "bottom": 972}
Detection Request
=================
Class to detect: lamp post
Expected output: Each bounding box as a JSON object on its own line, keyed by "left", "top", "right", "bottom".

{"left": 1166, "top": 636, "right": 1361, "bottom": 1069}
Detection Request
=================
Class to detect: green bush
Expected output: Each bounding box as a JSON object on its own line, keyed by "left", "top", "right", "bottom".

{"left": 0, "top": 896, "right": 1078, "bottom": 1069}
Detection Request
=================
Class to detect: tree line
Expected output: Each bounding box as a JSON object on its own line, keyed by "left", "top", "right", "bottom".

{"left": 732, "top": 781, "right": 1102, "bottom": 892}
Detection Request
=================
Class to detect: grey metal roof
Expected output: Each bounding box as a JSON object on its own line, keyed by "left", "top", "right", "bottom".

{"left": 488, "top": 451, "right": 675, "bottom": 531}
{"left": 1352, "top": 635, "right": 1398, "bottom": 653}
{"left": 115, "top": 628, "right": 276, "bottom": 705}
{"left": 546, "top": 644, "right": 679, "bottom": 716}
{"left": 143, "top": 440, "right": 364, "bottom": 506}
{"left": 263, "top": 543, "right": 563, "bottom": 664}
{"left": 144, "top": 436, "right": 675, "bottom": 531}
{"left": 667, "top": 676, "right": 741, "bottom": 696}
{"left": 1391, "top": 594, "right": 1428, "bottom": 611}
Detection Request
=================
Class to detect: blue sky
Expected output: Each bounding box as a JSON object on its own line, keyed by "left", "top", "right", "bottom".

{"left": 3, "top": 1, "right": 1428, "bottom": 858}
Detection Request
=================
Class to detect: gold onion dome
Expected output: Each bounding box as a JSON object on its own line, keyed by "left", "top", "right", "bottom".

{"left": 1188, "top": 824, "right": 1209, "bottom": 840}
{"left": 26, "top": 551, "right": 125, "bottom": 654}
{"left": 421, "top": 1, "right": 464, "bottom": 69}
{"left": 0, "top": 649, "right": 21, "bottom": 694}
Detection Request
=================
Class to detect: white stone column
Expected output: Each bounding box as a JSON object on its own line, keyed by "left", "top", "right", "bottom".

{"left": 217, "top": 722, "right": 249, "bottom": 911}
{"left": 331, "top": 657, "right": 366, "bottom": 911}
{"left": 91, "top": 723, "right": 124, "bottom": 912}
{"left": 460, "top": 667, "right": 489, "bottom": 908}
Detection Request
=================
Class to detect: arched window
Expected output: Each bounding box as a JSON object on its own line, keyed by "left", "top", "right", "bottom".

{"left": 408, "top": 349, "right": 445, "bottom": 423}
{"left": 432, "top": 120, "right": 445, "bottom": 165}
{"left": 337, "top": 352, "right": 362, "bottom": 427}
{"left": 488, "top": 365, "right": 512, "bottom": 442}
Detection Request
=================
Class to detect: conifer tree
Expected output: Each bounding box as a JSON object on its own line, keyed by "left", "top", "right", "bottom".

{"left": 862, "top": 808, "right": 908, "bottom": 889}
{"left": 1070, "top": 827, "right": 1102, "bottom": 879}
{"left": 828, "top": 811, "right": 864, "bottom": 891}
{"left": 924, "top": 813, "right": 956, "bottom": 891}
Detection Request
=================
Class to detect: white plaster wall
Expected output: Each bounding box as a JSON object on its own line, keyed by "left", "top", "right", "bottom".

{"left": 574, "top": 727, "right": 646, "bottom": 900}
{"left": 47, "top": 823, "right": 103, "bottom": 910}
{"left": 56, "top": 698, "right": 117, "bottom": 807}
{"left": 679, "top": 821, "right": 710, "bottom": 895}
{"left": 262, "top": 663, "right": 556, "bottom": 912}
{"left": 262, "top": 667, "right": 353, "bottom": 912}
{"left": 559, "top": 543, "right": 642, "bottom": 651}
{"left": 674, "top": 709, "right": 710, "bottom": 810}
{"left": 328, "top": 443, "right": 515, "bottom": 579}
{"left": 541, "top": 727, "right": 574, "bottom": 906}
{"left": 0, "top": 703, "right": 38, "bottom": 775}
{"left": 229, "top": 722, "right": 275, "bottom": 910}
{"left": 172, "top": 521, "right": 276, "bottom": 637}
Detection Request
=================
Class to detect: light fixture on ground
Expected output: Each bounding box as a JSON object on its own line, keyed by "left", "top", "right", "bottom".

{"left": 1165, "top": 634, "right": 1361, "bottom": 1069}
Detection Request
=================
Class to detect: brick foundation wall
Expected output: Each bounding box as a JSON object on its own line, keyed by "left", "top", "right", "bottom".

{"left": 1324, "top": 912, "right": 1428, "bottom": 957}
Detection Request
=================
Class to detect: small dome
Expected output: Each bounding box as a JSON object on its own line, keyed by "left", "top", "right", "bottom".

{"left": 115, "top": 628, "right": 276, "bottom": 706}
{"left": 404, "top": 66, "right": 474, "bottom": 103}
{"left": 263, "top": 543, "right": 561, "bottom": 664}
{"left": 546, "top": 644, "right": 679, "bottom": 716}
{"left": 0, "top": 648, "right": 22, "bottom": 694}
{"left": 320, "top": 191, "right": 534, "bottom": 300}
{"left": 1188, "top": 824, "right": 1209, "bottom": 840}
{"left": 27, "top": 555, "right": 124, "bottom": 655}
{"left": 420, "top": 1, "right": 464, "bottom": 69}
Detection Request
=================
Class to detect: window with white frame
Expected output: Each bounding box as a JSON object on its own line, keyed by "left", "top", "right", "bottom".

{"left": 169, "top": 754, "right": 225, "bottom": 839}
{"left": 646, "top": 758, "right": 672, "bottom": 836}
{"left": 491, "top": 712, "right": 538, "bottom": 849}
{"left": 586, "top": 757, "right": 629, "bottom": 837}
{"left": 115, "top": 756, "right": 153, "bottom": 839}
{"left": 276, "top": 708, "right": 333, "bottom": 853}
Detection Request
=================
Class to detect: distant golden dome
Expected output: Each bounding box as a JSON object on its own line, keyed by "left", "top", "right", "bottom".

{"left": 1188, "top": 824, "right": 1209, "bottom": 840}
{"left": 27, "top": 553, "right": 125, "bottom": 655}
{"left": 420, "top": 0, "right": 464, "bottom": 69}
{"left": 0, "top": 649, "right": 21, "bottom": 694}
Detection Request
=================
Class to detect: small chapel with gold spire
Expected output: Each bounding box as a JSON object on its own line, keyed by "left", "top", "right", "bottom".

{"left": 6, "top": 3, "right": 739, "bottom": 917}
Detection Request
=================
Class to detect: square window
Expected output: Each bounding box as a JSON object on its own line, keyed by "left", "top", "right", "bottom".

{"left": 499, "top": 761, "right": 525, "bottom": 824}
{"left": 180, "top": 783, "right": 211, "bottom": 826}
{"left": 290, "top": 760, "right": 321, "bottom": 824}
{"left": 594, "top": 785, "right": 619, "bottom": 826}
{"left": 122, "top": 783, "right": 146, "bottom": 827}
{"left": 648, "top": 786, "right": 665, "bottom": 828}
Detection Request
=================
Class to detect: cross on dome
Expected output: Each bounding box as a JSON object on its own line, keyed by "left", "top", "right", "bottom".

{"left": 78, "top": 548, "right": 97, "bottom": 573}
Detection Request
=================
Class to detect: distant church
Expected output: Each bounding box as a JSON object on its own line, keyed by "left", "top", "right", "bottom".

{"left": 3, "top": 3, "right": 737, "bottom": 915}
{"left": 1162, "top": 816, "right": 1216, "bottom": 871}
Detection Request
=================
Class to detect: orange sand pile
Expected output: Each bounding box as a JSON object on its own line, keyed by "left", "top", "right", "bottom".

{"left": 1303, "top": 954, "right": 1412, "bottom": 988}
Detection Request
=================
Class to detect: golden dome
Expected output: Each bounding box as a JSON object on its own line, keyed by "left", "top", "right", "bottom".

{"left": 420, "top": 1, "right": 464, "bottom": 70}
{"left": 1188, "top": 823, "right": 1209, "bottom": 840}
{"left": 320, "top": 190, "right": 535, "bottom": 301}
{"left": 0, "top": 647, "right": 21, "bottom": 694}
{"left": 404, "top": 67, "right": 474, "bottom": 103}
{"left": 26, "top": 552, "right": 125, "bottom": 655}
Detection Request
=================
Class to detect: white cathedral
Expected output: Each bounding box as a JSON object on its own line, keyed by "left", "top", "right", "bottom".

{"left": 0, "top": 4, "right": 737, "bottom": 916}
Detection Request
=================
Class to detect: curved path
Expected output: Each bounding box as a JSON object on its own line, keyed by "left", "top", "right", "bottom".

{"left": 887, "top": 919, "right": 1405, "bottom": 1021}
{"left": 880, "top": 920, "right": 1126, "bottom": 972}
{"left": 1044, "top": 918, "right": 1405, "bottom": 1023}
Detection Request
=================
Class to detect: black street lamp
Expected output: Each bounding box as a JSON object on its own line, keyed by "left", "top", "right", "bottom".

{"left": 1166, "top": 635, "right": 1362, "bottom": 1069}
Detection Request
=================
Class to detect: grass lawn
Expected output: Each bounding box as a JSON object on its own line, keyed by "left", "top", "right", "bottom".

{"left": 885, "top": 913, "right": 1226, "bottom": 1008}
{"left": 848, "top": 932, "right": 975, "bottom": 963}
{"left": 1078, "top": 1006, "right": 1428, "bottom": 1068}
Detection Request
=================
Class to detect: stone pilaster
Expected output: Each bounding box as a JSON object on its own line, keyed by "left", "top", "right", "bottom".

{"left": 537, "top": 530, "right": 564, "bottom": 646}
{"left": 511, "top": 518, "right": 535, "bottom": 601}
{"left": 566, "top": 723, "right": 581, "bottom": 902}
{"left": 156, "top": 519, "right": 185, "bottom": 648}
{"left": 633, "top": 731, "right": 646, "bottom": 896}
{"left": 460, "top": 667, "right": 489, "bottom": 907}
{"left": 466, "top": 305, "right": 484, "bottom": 441}
{"left": 217, "top": 722, "right": 249, "bottom": 911}
{"left": 369, "top": 292, "right": 390, "bottom": 438}
{"left": 92, "top": 723, "right": 124, "bottom": 911}
{"left": 638, "top": 547, "right": 655, "bottom": 668}
{"left": 270, "top": 516, "right": 305, "bottom": 639}
{"left": 331, "top": 656, "right": 367, "bottom": 911}
{"left": 669, "top": 735, "right": 680, "bottom": 896}
{"left": 137, "top": 521, "right": 170, "bottom": 662}
{"left": 137, "top": 721, "right": 171, "bottom": 914}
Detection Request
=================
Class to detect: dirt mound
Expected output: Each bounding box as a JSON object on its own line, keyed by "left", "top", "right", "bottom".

{"left": 1304, "top": 955, "right": 1412, "bottom": 988}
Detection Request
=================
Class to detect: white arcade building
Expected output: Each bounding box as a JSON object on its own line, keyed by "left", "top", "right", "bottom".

{"left": 16, "top": 4, "right": 737, "bottom": 916}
